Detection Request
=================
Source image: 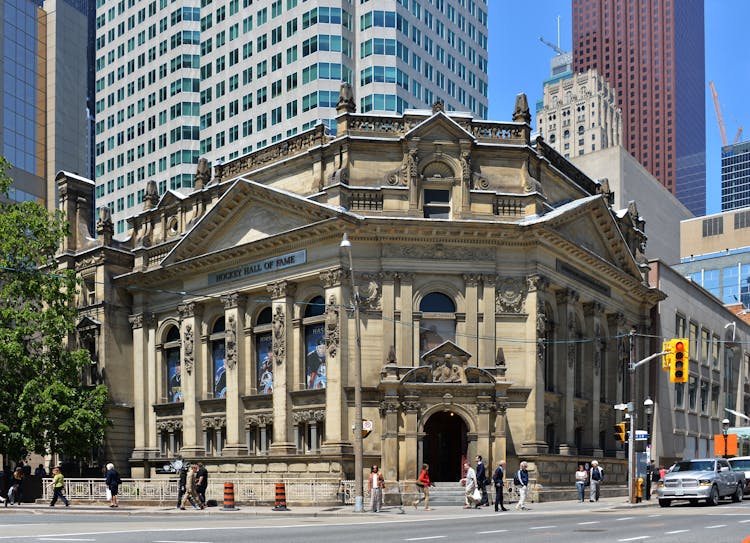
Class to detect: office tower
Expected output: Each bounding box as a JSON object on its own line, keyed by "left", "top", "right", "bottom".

{"left": 572, "top": 0, "right": 706, "bottom": 216}
{"left": 94, "top": 0, "right": 489, "bottom": 237}
{"left": 721, "top": 141, "right": 750, "bottom": 211}
{"left": 536, "top": 68, "right": 621, "bottom": 159}
{"left": 0, "top": 0, "right": 92, "bottom": 209}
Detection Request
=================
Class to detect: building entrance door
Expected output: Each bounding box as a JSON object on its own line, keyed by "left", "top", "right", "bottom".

{"left": 422, "top": 411, "right": 468, "bottom": 482}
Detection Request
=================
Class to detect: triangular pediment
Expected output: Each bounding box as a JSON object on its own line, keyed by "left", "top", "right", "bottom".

{"left": 155, "top": 190, "right": 187, "bottom": 209}
{"left": 161, "top": 178, "right": 340, "bottom": 265}
{"left": 421, "top": 340, "right": 472, "bottom": 366}
{"left": 76, "top": 315, "right": 101, "bottom": 330}
{"left": 405, "top": 111, "right": 476, "bottom": 142}
{"left": 532, "top": 196, "right": 640, "bottom": 276}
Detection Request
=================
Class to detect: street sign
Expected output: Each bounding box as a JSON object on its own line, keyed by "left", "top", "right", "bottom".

{"left": 614, "top": 403, "right": 628, "bottom": 410}
{"left": 362, "top": 419, "right": 373, "bottom": 438}
{"left": 635, "top": 430, "right": 648, "bottom": 441}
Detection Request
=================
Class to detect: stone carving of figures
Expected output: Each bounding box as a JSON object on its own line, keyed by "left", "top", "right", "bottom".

{"left": 407, "top": 148, "right": 419, "bottom": 186}
{"left": 272, "top": 306, "right": 285, "bottom": 364}
{"left": 225, "top": 315, "right": 237, "bottom": 368}
{"left": 325, "top": 295, "right": 339, "bottom": 358}
{"left": 183, "top": 324, "right": 194, "bottom": 374}
{"left": 460, "top": 151, "right": 471, "bottom": 185}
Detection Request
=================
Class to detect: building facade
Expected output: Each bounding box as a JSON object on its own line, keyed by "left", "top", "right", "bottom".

{"left": 572, "top": 0, "right": 706, "bottom": 216}
{"left": 648, "top": 261, "right": 750, "bottom": 465}
{"left": 721, "top": 141, "right": 750, "bottom": 212}
{"left": 93, "top": 0, "right": 489, "bottom": 236}
{"left": 536, "top": 68, "right": 621, "bottom": 160}
{"left": 59, "top": 92, "right": 659, "bottom": 490}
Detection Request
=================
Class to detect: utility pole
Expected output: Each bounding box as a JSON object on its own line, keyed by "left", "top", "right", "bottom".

{"left": 628, "top": 328, "right": 636, "bottom": 504}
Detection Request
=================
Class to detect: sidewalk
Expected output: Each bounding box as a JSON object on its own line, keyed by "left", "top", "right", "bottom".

{"left": 0, "top": 495, "right": 655, "bottom": 517}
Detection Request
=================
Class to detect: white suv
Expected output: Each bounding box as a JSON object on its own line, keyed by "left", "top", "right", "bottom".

{"left": 657, "top": 458, "right": 743, "bottom": 507}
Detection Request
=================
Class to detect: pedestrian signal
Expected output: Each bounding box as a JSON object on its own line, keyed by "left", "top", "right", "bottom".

{"left": 614, "top": 422, "right": 627, "bottom": 442}
{"left": 669, "top": 339, "right": 689, "bottom": 383}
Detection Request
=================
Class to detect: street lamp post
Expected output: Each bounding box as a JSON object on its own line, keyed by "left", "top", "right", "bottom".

{"left": 643, "top": 397, "right": 654, "bottom": 500}
{"left": 340, "top": 233, "right": 364, "bottom": 512}
{"left": 722, "top": 418, "right": 730, "bottom": 459}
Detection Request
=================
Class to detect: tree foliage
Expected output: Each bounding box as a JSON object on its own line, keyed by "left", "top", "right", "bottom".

{"left": 0, "top": 157, "right": 110, "bottom": 462}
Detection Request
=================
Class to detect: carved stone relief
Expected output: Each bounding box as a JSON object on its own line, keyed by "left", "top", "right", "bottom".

{"left": 225, "top": 315, "right": 237, "bottom": 369}
{"left": 495, "top": 276, "right": 528, "bottom": 313}
{"left": 183, "top": 324, "right": 194, "bottom": 374}
{"left": 201, "top": 416, "right": 226, "bottom": 430}
{"left": 245, "top": 414, "right": 273, "bottom": 428}
{"left": 325, "top": 295, "right": 339, "bottom": 358}
{"left": 272, "top": 305, "right": 285, "bottom": 365}
{"left": 292, "top": 409, "right": 326, "bottom": 424}
{"left": 383, "top": 243, "right": 490, "bottom": 261}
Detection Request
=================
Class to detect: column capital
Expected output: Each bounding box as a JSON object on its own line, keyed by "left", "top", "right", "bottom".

{"left": 319, "top": 267, "right": 345, "bottom": 288}
{"left": 178, "top": 301, "right": 201, "bottom": 320}
{"left": 222, "top": 292, "right": 246, "bottom": 310}
{"left": 267, "top": 280, "right": 297, "bottom": 299}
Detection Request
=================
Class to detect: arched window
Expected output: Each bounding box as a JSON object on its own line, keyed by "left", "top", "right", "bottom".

{"left": 550, "top": 133, "right": 556, "bottom": 143}
{"left": 578, "top": 125, "right": 584, "bottom": 135}
{"left": 210, "top": 317, "right": 226, "bottom": 399}
{"left": 304, "top": 295, "right": 326, "bottom": 389}
{"left": 419, "top": 292, "right": 456, "bottom": 355}
{"left": 563, "top": 129, "right": 570, "bottom": 140}
{"left": 164, "top": 325, "right": 181, "bottom": 403}
{"left": 255, "top": 307, "right": 273, "bottom": 395}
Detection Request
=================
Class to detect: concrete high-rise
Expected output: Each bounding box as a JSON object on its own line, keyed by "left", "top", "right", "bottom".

{"left": 721, "top": 141, "right": 750, "bottom": 212}
{"left": 94, "top": 0, "right": 489, "bottom": 237}
{"left": 1, "top": 0, "right": 92, "bottom": 209}
{"left": 572, "top": 0, "right": 706, "bottom": 216}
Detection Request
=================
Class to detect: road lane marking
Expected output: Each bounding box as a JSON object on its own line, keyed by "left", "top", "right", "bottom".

{"left": 577, "top": 521, "right": 600, "bottom": 525}
{"left": 665, "top": 530, "right": 688, "bottom": 534}
{"left": 477, "top": 530, "right": 507, "bottom": 534}
{"left": 404, "top": 537, "right": 446, "bottom": 541}
{"left": 740, "top": 519, "right": 750, "bottom": 523}
{"left": 617, "top": 537, "right": 649, "bottom": 542}
{"left": 646, "top": 514, "right": 661, "bottom": 518}
{"left": 37, "top": 539, "right": 96, "bottom": 542}
{"left": 153, "top": 541, "right": 213, "bottom": 543}
{"left": 616, "top": 517, "right": 635, "bottom": 521}
{"left": 705, "top": 525, "right": 727, "bottom": 529}
{"left": 529, "top": 526, "right": 556, "bottom": 530}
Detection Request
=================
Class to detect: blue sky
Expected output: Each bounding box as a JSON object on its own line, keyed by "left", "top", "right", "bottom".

{"left": 487, "top": 1, "right": 748, "bottom": 215}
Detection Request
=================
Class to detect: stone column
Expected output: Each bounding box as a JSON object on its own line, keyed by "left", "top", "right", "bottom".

{"left": 584, "top": 301, "right": 604, "bottom": 457}
{"left": 380, "top": 394, "right": 400, "bottom": 482}
{"left": 268, "top": 280, "right": 297, "bottom": 455}
{"left": 319, "top": 269, "right": 346, "bottom": 454}
{"left": 492, "top": 405, "right": 508, "bottom": 465}
{"left": 398, "top": 273, "right": 414, "bottom": 365}
{"left": 381, "top": 272, "right": 397, "bottom": 362}
{"left": 519, "top": 275, "right": 549, "bottom": 454}
{"left": 463, "top": 273, "right": 479, "bottom": 359}
{"left": 481, "top": 274, "right": 496, "bottom": 369}
{"left": 222, "top": 292, "right": 246, "bottom": 456}
{"left": 401, "top": 396, "right": 421, "bottom": 483}
{"left": 129, "top": 312, "right": 158, "bottom": 462}
{"left": 178, "top": 302, "right": 204, "bottom": 456}
{"left": 558, "top": 289, "right": 578, "bottom": 455}
{"left": 475, "top": 396, "right": 493, "bottom": 462}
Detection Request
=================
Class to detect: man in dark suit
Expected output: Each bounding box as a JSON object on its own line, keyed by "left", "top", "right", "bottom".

{"left": 492, "top": 460, "right": 508, "bottom": 511}
{"left": 475, "top": 455, "right": 488, "bottom": 506}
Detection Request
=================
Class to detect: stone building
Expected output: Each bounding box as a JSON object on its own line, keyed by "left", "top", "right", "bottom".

{"left": 57, "top": 88, "right": 660, "bottom": 490}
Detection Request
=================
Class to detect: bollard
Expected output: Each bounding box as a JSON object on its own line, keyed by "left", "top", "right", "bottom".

{"left": 272, "top": 482, "right": 289, "bottom": 511}
{"left": 223, "top": 482, "right": 237, "bottom": 510}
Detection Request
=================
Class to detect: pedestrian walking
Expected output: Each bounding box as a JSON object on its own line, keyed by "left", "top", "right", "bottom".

{"left": 180, "top": 464, "right": 202, "bottom": 510}
{"left": 195, "top": 463, "right": 208, "bottom": 507}
{"left": 176, "top": 465, "right": 192, "bottom": 509}
{"left": 7, "top": 467, "right": 24, "bottom": 506}
{"left": 49, "top": 467, "right": 70, "bottom": 507}
{"left": 475, "top": 455, "right": 489, "bottom": 506}
{"left": 461, "top": 461, "right": 479, "bottom": 509}
{"left": 413, "top": 463, "right": 434, "bottom": 510}
{"left": 105, "top": 463, "right": 121, "bottom": 507}
{"left": 575, "top": 464, "right": 588, "bottom": 503}
{"left": 513, "top": 461, "right": 530, "bottom": 510}
{"left": 492, "top": 460, "right": 508, "bottom": 511}
{"left": 368, "top": 465, "right": 384, "bottom": 512}
{"left": 589, "top": 460, "right": 604, "bottom": 502}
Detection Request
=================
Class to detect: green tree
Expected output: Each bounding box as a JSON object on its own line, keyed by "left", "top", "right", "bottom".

{"left": 0, "top": 157, "right": 109, "bottom": 463}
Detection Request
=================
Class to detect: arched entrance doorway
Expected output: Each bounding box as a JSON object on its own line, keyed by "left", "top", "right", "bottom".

{"left": 422, "top": 411, "right": 468, "bottom": 482}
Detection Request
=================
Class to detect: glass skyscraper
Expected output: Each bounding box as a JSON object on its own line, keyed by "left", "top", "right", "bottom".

{"left": 721, "top": 141, "right": 750, "bottom": 212}
{"left": 94, "top": 0, "right": 489, "bottom": 236}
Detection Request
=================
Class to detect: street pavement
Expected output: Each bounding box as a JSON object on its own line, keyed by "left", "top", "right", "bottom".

{"left": 4, "top": 495, "right": 750, "bottom": 543}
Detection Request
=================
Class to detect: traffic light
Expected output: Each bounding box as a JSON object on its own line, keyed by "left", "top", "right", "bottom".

{"left": 662, "top": 340, "right": 674, "bottom": 370}
{"left": 669, "top": 339, "right": 689, "bottom": 383}
{"left": 614, "top": 422, "right": 627, "bottom": 442}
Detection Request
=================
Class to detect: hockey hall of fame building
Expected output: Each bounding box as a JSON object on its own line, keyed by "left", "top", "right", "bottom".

{"left": 58, "top": 88, "right": 660, "bottom": 491}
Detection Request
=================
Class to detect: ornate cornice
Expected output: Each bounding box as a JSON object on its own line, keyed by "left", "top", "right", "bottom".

{"left": 292, "top": 409, "right": 326, "bottom": 424}
{"left": 201, "top": 416, "right": 226, "bottom": 430}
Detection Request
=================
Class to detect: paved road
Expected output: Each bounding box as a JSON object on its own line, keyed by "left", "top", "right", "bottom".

{"left": 1, "top": 497, "right": 750, "bottom": 542}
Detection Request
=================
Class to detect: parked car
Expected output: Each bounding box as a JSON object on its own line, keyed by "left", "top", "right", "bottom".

{"left": 728, "top": 456, "right": 750, "bottom": 497}
{"left": 657, "top": 458, "right": 743, "bottom": 507}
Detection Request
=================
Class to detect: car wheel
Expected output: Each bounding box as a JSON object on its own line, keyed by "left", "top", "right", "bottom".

{"left": 707, "top": 485, "right": 720, "bottom": 506}
{"left": 659, "top": 499, "right": 671, "bottom": 507}
{"left": 733, "top": 485, "right": 743, "bottom": 503}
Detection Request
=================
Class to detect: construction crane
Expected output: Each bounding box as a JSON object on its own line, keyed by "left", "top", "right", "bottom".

{"left": 709, "top": 81, "right": 743, "bottom": 146}
{"left": 539, "top": 36, "right": 566, "bottom": 56}
{"left": 539, "top": 15, "right": 568, "bottom": 56}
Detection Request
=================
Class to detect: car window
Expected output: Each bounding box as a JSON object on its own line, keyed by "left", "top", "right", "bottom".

{"left": 730, "top": 459, "right": 750, "bottom": 470}
{"left": 673, "top": 460, "right": 714, "bottom": 472}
